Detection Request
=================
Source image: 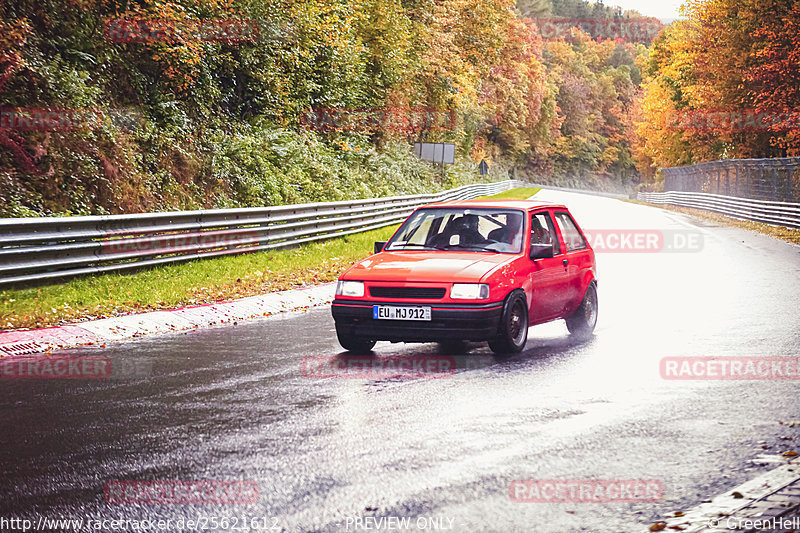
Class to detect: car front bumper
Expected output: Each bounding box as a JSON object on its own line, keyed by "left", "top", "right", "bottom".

{"left": 331, "top": 299, "right": 504, "bottom": 342}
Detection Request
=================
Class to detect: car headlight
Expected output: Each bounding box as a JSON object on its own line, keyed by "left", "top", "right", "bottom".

{"left": 336, "top": 280, "right": 365, "bottom": 297}
{"left": 450, "top": 283, "right": 490, "bottom": 300}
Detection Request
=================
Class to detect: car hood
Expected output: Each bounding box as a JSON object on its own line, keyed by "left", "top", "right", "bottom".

{"left": 344, "top": 251, "right": 517, "bottom": 283}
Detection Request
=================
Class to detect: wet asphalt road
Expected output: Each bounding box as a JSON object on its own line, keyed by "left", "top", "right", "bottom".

{"left": 1, "top": 190, "right": 800, "bottom": 533}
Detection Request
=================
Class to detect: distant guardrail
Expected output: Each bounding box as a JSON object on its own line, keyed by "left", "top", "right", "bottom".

{"left": 662, "top": 157, "right": 800, "bottom": 202}
{"left": 0, "top": 180, "right": 522, "bottom": 286}
{"left": 637, "top": 191, "right": 800, "bottom": 230}
{"left": 526, "top": 183, "right": 631, "bottom": 200}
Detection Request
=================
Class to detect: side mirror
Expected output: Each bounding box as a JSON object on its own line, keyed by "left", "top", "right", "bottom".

{"left": 374, "top": 241, "right": 387, "bottom": 254}
{"left": 530, "top": 243, "right": 554, "bottom": 260}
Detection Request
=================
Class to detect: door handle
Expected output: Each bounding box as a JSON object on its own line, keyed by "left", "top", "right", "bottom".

{"left": 562, "top": 259, "right": 569, "bottom": 267}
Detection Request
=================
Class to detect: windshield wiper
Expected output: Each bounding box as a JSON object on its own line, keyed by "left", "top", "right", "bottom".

{"left": 388, "top": 243, "right": 447, "bottom": 251}
{"left": 444, "top": 244, "right": 492, "bottom": 252}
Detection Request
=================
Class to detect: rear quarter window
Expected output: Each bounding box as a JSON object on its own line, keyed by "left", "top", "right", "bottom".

{"left": 554, "top": 212, "right": 587, "bottom": 252}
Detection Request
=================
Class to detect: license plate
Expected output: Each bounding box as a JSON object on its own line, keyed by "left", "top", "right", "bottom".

{"left": 373, "top": 305, "right": 431, "bottom": 321}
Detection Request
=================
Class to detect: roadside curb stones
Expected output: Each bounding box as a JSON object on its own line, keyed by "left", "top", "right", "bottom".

{"left": 646, "top": 456, "right": 800, "bottom": 532}
{"left": 0, "top": 283, "right": 336, "bottom": 357}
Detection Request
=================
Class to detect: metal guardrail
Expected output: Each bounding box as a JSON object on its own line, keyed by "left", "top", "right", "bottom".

{"left": 637, "top": 191, "right": 800, "bottom": 230}
{"left": 0, "top": 180, "right": 522, "bottom": 286}
{"left": 663, "top": 157, "right": 800, "bottom": 202}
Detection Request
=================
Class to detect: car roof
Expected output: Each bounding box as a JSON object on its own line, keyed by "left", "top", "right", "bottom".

{"left": 421, "top": 198, "right": 567, "bottom": 211}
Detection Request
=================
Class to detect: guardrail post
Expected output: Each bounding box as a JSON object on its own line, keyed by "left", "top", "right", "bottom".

{"left": 726, "top": 167, "right": 732, "bottom": 196}
{"left": 771, "top": 164, "right": 779, "bottom": 202}
{"left": 737, "top": 164, "right": 743, "bottom": 197}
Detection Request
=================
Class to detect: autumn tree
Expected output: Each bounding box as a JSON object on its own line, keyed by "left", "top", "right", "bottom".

{"left": 633, "top": 0, "right": 800, "bottom": 176}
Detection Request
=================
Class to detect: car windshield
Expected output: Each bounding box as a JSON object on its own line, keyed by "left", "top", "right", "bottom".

{"left": 386, "top": 208, "right": 525, "bottom": 254}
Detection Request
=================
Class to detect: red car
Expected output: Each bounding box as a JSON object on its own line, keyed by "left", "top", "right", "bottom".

{"left": 331, "top": 199, "right": 598, "bottom": 355}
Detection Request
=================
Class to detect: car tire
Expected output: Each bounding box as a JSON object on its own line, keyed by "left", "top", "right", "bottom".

{"left": 565, "top": 281, "right": 598, "bottom": 340}
{"left": 488, "top": 290, "right": 529, "bottom": 355}
{"left": 336, "top": 326, "right": 376, "bottom": 354}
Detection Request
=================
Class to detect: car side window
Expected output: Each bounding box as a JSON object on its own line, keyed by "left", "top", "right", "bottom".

{"left": 554, "top": 212, "right": 587, "bottom": 252}
{"left": 531, "top": 212, "right": 560, "bottom": 255}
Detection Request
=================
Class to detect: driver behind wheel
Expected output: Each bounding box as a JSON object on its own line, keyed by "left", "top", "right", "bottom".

{"left": 455, "top": 214, "right": 488, "bottom": 245}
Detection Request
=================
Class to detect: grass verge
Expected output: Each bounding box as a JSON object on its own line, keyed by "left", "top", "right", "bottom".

{"left": 0, "top": 225, "right": 399, "bottom": 331}
{"left": 629, "top": 200, "right": 800, "bottom": 246}
{"left": 480, "top": 187, "right": 541, "bottom": 200}
{"left": 0, "top": 187, "right": 540, "bottom": 330}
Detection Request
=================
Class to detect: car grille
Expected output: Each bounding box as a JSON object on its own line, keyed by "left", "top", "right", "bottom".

{"left": 369, "top": 286, "right": 446, "bottom": 299}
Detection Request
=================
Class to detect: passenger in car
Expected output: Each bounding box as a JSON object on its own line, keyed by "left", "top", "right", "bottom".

{"left": 531, "top": 217, "right": 551, "bottom": 245}
{"left": 488, "top": 213, "right": 523, "bottom": 251}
